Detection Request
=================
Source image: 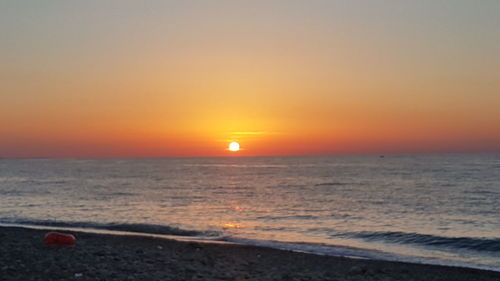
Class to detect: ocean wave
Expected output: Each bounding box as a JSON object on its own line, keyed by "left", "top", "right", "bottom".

{"left": 0, "top": 219, "right": 220, "bottom": 237}
{"left": 183, "top": 164, "right": 288, "bottom": 168}
{"left": 256, "top": 215, "right": 317, "bottom": 221}
{"left": 336, "top": 231, "right": 500, "bottom": 253}
{"left": 217, "top": 236, "right": 500, "bottom": 272}
{"left": 314, "top": 182, "right": 349, "bottom": 187}
{"left": 463, "top": 189, "right": 498, "bottom": 195}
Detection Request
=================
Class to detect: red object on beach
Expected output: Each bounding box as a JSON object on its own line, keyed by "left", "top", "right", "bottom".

{"left": 44, "top": 232, "right": 76, "bottom": 246}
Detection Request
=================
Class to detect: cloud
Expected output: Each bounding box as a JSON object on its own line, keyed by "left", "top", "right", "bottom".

{"left": 229, "top": 131, "right": 282, "bottom": 135}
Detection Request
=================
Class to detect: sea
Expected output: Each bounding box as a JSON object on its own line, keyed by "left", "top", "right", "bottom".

{"left": 0, "top": 155, "right": 499, "bottom": 271}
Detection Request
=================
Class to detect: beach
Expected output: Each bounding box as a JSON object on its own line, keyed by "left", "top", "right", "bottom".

{"left": 1, "top": 226, "right": 499, "bottom": 281}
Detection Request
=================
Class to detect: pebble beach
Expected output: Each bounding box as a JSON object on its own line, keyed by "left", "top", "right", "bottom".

{"left": 1, "top": 226, "right": 499, "bottom": 281}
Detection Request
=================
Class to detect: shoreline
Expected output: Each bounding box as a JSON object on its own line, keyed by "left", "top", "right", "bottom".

{"left": 3, "top": 222, "right": 498, "bottom": 272}
{"left": 1, "top": 226, "right": 499, "bottom": 281}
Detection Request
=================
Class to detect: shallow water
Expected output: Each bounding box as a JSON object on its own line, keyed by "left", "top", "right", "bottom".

{"left": 0, "top": 155, "right": 499, "bottom": 269}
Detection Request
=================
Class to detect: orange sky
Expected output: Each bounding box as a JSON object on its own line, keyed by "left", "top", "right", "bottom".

{"left": 1, "top": 1, "right": 500, "bottom": 158}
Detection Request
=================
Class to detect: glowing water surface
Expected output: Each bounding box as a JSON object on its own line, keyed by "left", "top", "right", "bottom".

{"left": 0, "top": 155, "right": 499, "bottom": 269}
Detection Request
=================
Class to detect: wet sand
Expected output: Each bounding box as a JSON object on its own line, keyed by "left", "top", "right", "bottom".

{"left": 1, "top": 226, "right": 499, "bottom": 281}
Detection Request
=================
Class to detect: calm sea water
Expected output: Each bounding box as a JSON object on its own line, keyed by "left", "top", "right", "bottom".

{"left": 0, "top": 155, "right": 499, "bottom": 270}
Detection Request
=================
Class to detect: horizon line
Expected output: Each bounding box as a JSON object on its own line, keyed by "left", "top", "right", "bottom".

{"left": 2, "top": 151, "right": 500, "bottom": 160}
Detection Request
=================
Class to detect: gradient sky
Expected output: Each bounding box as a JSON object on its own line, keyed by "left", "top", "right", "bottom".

{"left": 1, "top": 1, "right": 500, "bottom": 157}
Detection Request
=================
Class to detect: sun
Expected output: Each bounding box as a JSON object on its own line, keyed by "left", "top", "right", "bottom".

{"left": 228, "top": 142, "right": 240, "bottom": 152}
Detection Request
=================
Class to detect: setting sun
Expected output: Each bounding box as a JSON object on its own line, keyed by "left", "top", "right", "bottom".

{"left": 228, "top": 142, "right": 240, "bottom": 152}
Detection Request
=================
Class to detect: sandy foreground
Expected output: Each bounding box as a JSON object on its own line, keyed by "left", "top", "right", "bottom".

{"left": 0, "top": 226, "right": 498, "bottom": 281}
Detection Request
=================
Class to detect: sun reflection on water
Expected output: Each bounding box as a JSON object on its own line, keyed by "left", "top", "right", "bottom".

{"left": 222, "top": 223, "right": 242, "bottom": 229}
